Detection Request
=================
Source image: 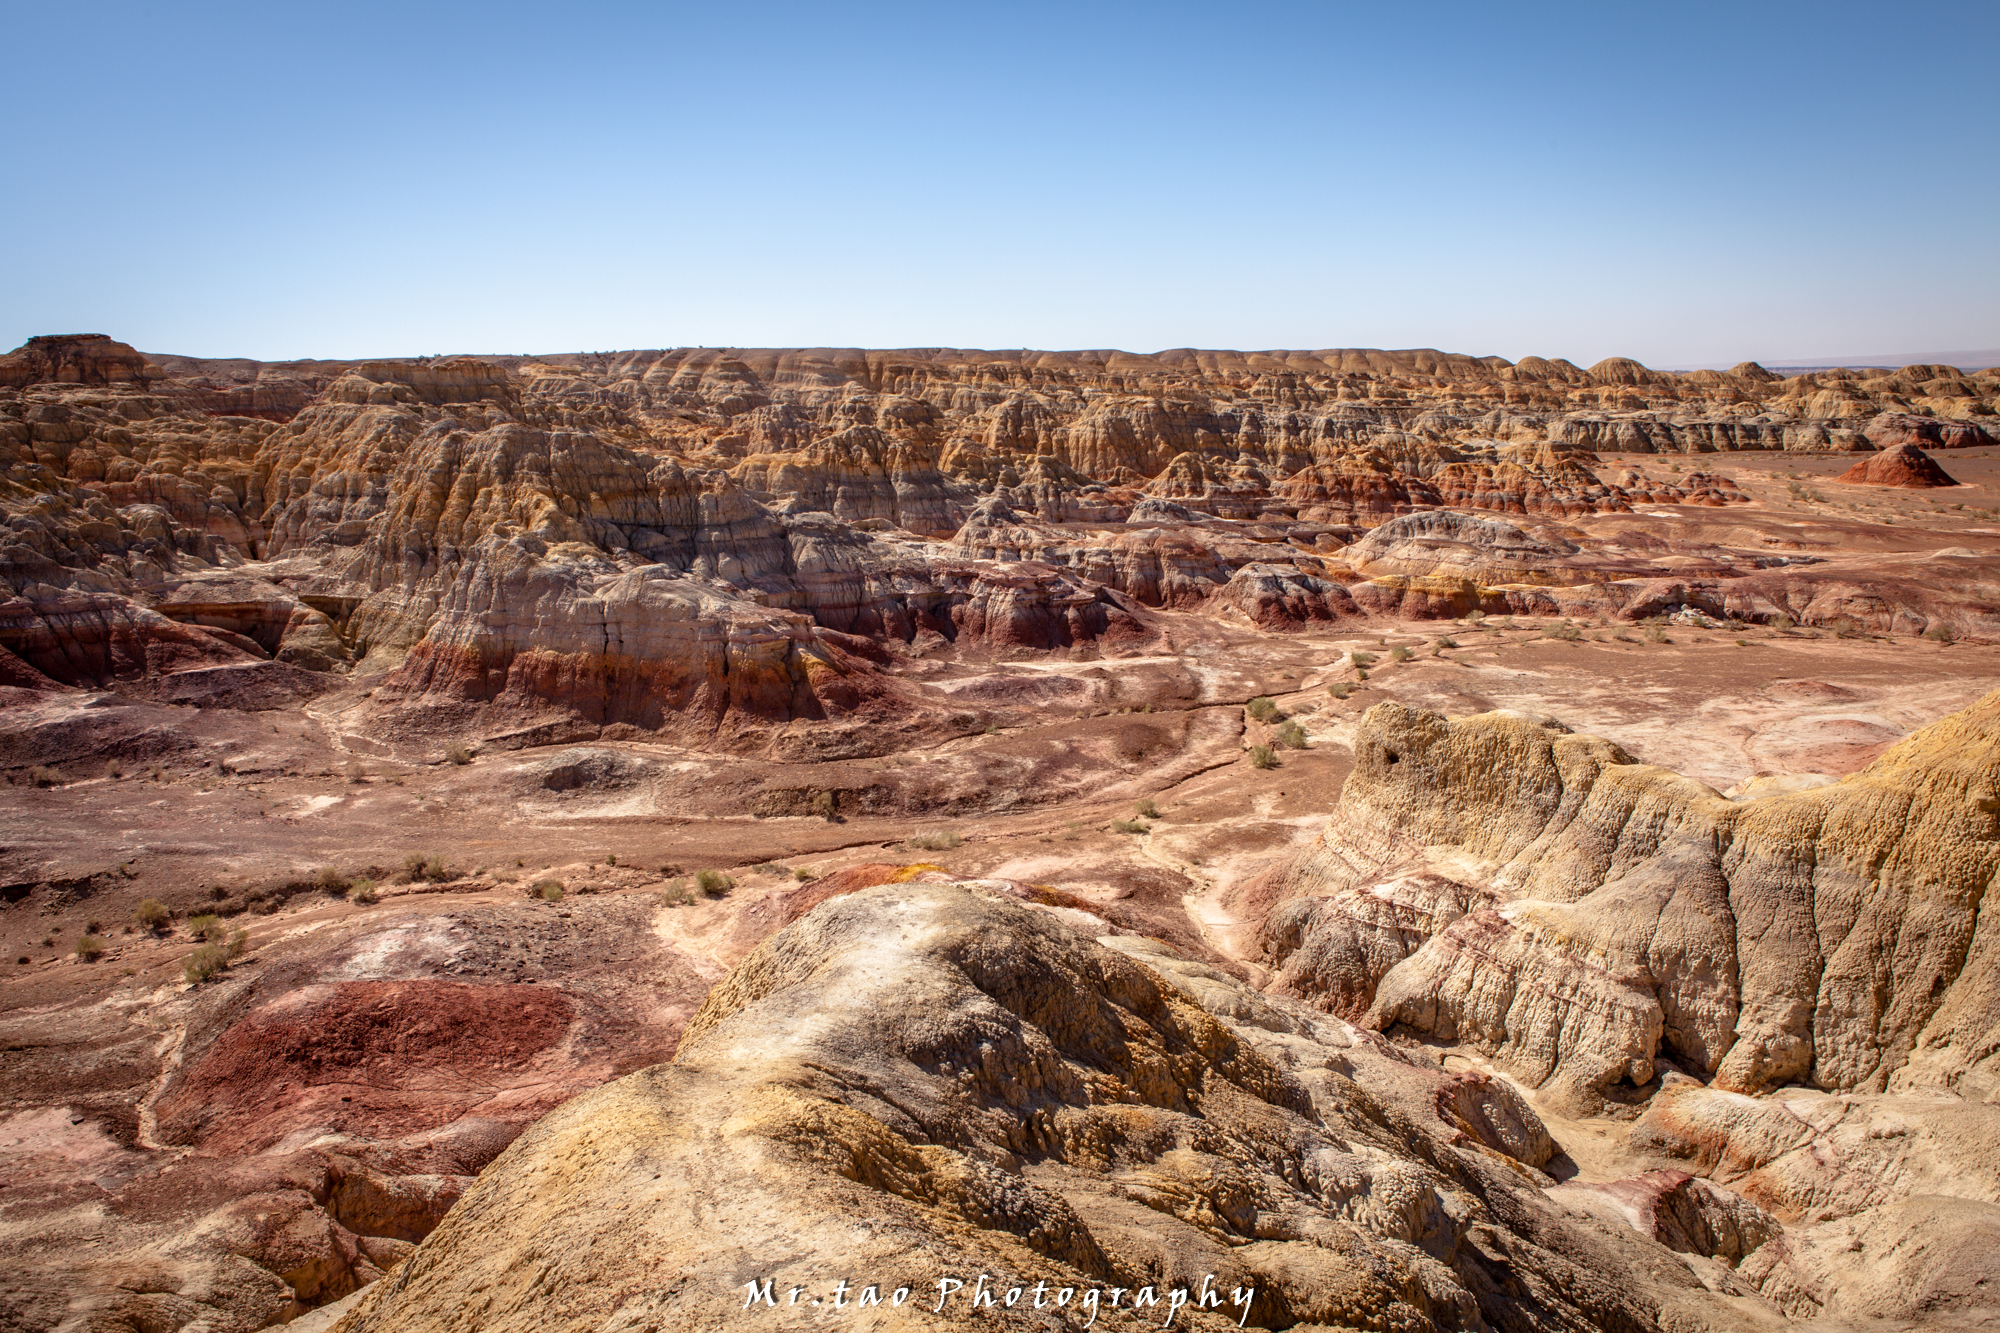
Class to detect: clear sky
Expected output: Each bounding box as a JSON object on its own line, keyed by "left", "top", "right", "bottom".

{"left": 4, "top": 0, "right": 1994, "bottom": 367}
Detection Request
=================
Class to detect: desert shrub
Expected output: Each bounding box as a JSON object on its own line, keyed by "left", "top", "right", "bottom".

{"left": 1111, "top": 818, "right": 1149, "bottom": 834}
{"left": 1248, "top": 743, "right": 1278, "bottom": 770}
{"left": 1925, "top": 624, "right": 1958, "bottom": 644}
{"left": 1434, "top": 637, "right": 1459, "bottom": 650}
{"left": 794, "top": 866, "right": 815, "bottom": 881}
{"left": 28, "top": 766, "right": 64, "bottom": 788}
{"left": 1135, "top": 799, "right": 1161, "bottom": 819}
{"left": 187, "top": 913, "right": 224, "bottom": 942}
{"left": 1545, "top": 622, "right": 1583, "bottom": 642}
{"left": 1388, "top": 645, "right": 1413, "bottom": 662}
{"left": 135, "top": 899, "right": 169, "bottom": 930}
{"left": 811, "top": 790, "right": 837, "bottom": 821}
{"left": 316, "top": 866, "right": 349, "bottom": 895}
{"left": 905, "top": 830, "right": 963, "bottom": 851}
{"left": 404, "top": 854, "right": 450, "bottom": 883}
{"left": 1354, "top": 668, "right": 1369, "bottom": 681}
{"left": 182, "top": 929, "right": 248, "bottom": 985}
{"left": 1245, "top": 696, "right": 1280, "bottom": 722}
{"left": 695, "top": 869, "right": 734, "bottom": 898}
{"left": 604, "top": 852, "right": 618, "bottom": 866}
{"left": 1326, "top": 682, "right": 1352, "bottom": 700}
{"left": 346, "top": 762, "right": 368, "bottom": 784}
{"left": 1768, "top": 613, "right": 1795, "bottom": 630}
{"left": 1644, "top": 626, "right": 1670, "bottom": 643}
{"left": 446, "top": 744, "right": 473, "bottom": 766}
{"left": 1464, "top": 609, "right": 1485, "bottom": 623}
{"left": 1274, "top": 721, "right": 1309, "bottom": 750}
{"left": 347, "top": 879, "right": 379, "bottom": 905}
{"left": 530, "top": 879, "right": 564, "bottom": 901}
{"left": 105, "top": 760, "right": 124, "bottom": 779}
{"left": 75, "top": 935, "right": 106, "bottom": 961}
{"left": 657, "top": 879, "right": 696, "bottom": 907}
{"left": 1348, "top": 652, "right": 1377, "bottom": 669}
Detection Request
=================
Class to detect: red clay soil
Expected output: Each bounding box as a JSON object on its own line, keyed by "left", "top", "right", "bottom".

{"left": 1835, "top": 443, "right": 1959, "bottom": 488}
{"left": 155, "top": 980, "right": 575, "bottom": 1151}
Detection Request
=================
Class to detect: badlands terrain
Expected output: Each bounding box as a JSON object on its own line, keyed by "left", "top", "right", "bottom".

{"left": 3, "top": 333, "right": 2000, "bottom": 1331}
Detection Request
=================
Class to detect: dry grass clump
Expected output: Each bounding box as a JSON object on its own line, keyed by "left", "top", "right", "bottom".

{"left": 183, "top": 930, "right": 249, "bottom": 984}
{"left": 1388, "top": 645, "right": 1413, "bottom": 662}
{"left": 1135, "top": 799, "right": 1161, "bottom": 819}
{"left": 1111, "top": 817, "right": 1150, "bottom": 834}
{"left": 446, "top": 743, "right": 473, "bottom": 765}
{"left": 347, "top": 878, "right": 379, "bottom": 905}
{"left": 1248, "top": 743, "right": 1278, "bottom": 770}
{"left": 695, "top": 869, "right": 734, "bottom": 898}
{"left": 75, "top": 935, "right": 106, "bottom": 961}
{"left": 1545, "top": 622, "right": 1583, "bottom": 642}
{"left": 1245, "top": 696, "right": 1282, "bottom": 722}
{"left": 135, "top": 898, "right": 170, "bottom": 930}
{"left": 1274, "top": 721, "right": 1309, "bottom": 750}
{"left": 403, "top": 853, "right": 451, "bottom": 883}
{"left": 1326, "top": 682, "right": 1353, "bottom": 700}
{"left": 187, "top": 913, "right": 227, "bottom": 942}
{"left": 27, "top": 765, "right": 64, "bottom": 788}
{"left": 1644, "top": 626, "right": 1671, "bottom": 643}
{"left": 530, "top": 879, "right": 564, "bottom": 901}
{"left": 1925, "top": 624, "right": 1958, "bottom": 643}
{"left": 905, "top": 830, "right": 964, "bottom": 851}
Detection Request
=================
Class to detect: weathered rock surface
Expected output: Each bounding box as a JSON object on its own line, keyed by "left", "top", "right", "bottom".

{"left": 333, "top": 881, "right": 1782, "bottom": 1333}
{"left": 1264, "top": 690, "right": 2000, "bottom": 1110}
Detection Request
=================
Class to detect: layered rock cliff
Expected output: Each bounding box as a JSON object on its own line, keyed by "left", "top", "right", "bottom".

{"left": 6, "top": 335, "right": 1998, "bottom": 749}
{"left": 1262, "top": 691, "right": 2000, "bottom": 1111}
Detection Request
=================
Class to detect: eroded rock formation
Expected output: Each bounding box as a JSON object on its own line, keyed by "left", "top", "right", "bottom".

{"left": 1263, "top": 693, "right": 2000, "bottom": 1111}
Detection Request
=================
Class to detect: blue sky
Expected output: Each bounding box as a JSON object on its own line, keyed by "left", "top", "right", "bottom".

{"left": 3, "top": 0, "right": 1994, "bottom": 366}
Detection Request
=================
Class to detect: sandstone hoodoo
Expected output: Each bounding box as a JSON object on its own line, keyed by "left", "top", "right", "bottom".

{"left": 7, "top": 335, "right": 2000, "bottom": 1333}
{"left": 1834, "top": 442, "right": 1959, "bottom": 488}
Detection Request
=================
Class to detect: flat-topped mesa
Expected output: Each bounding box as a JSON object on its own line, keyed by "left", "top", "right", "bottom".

{"left": 1261, "top": 693, "right": 2000, "bottom": 1112}
{"left": 0, "top": 334, "right": 161, "bottom": 388}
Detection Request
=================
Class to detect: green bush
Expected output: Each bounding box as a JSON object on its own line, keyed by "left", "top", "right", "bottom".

{"left": 695, "top": 869, "right": 734, "bottom": 898}
{"left": 1274, "top": 721, "right": 1309, "bottom": 750}
{"left": 1245, "top": 696, "right": 1281, "bottom": 722}
{"left": 135, "top": 899, "right": 169, "bottom": 930}
{"left": 187, "top": 913, "right": 224, "bottom": 942}
{"left": 1248, "top": 744, "right": 1278, "bottom": 770}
